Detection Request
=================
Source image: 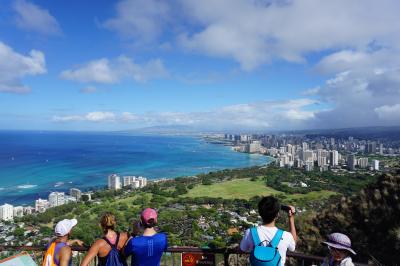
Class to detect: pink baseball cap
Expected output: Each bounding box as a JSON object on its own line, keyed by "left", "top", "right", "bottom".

{"left": 141, "top": 208, "right": 158, "bottom": 225}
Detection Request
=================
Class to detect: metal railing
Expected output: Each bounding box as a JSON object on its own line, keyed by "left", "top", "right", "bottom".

{"left": 0, "top": 246, "right": 368, "bottom": 266}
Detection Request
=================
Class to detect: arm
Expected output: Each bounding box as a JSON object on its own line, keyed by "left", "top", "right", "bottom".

{"left": 67, "top": 239, "right": 84, "bottom": 246}
{"left": 80, "top": 241, "right": 100, "bottom": 266}
{"left": 288, "top": 205, "right": 297, "bottom": 243}
{"left": 59, "top": 246, "right": 72, "bottom": 266}
{"left": 239, "top": 229, "right": 253, "bottom": 252}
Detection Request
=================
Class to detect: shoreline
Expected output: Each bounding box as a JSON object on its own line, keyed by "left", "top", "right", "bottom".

{"left": 0, "top": 139, "right": 273, "bottom": 206}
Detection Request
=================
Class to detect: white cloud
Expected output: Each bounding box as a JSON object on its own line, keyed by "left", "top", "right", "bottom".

{"left": 302, "top": 87, "right": 320, "bottom": 96}
{"left": 60, "top": 56, "right": 168, "bottom": 84}
{"left": 85, "top": 112, "right": 115, "bottom": 122}
{"left": 80, "top": 86, "right": 98, "bottom": 94}
{"left": 61, "top": 58, "right": 118, "bottom": 83}
{"left": 52, "top": 98, "right": 319, "bottom": 130}
{"left": 103, "top": 0, "right": 170, "bottom": 43}
{"left": 53, "top": 112, "right": 116, "bottom": 122}
{"left": 0, "top": 41, "right": 46, "bottom": 93}
{"left": 13, "top": 0, "right": 61, "bottom": 35}
{"left": 178, "top": 0, "right": 400, "bottom": 70}
{"left": 316, "top": 49, "right": 400, "bottom": 75}
{"left": 311, "top": 68, "right": 400, "bottom": 128}
{"left": 375, "top": 104, "right": 400, "bottom": 121}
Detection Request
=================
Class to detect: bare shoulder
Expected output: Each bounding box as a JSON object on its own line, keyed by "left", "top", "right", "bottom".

{"left": 59, "top": 245, "right": 71, "bottom": 255}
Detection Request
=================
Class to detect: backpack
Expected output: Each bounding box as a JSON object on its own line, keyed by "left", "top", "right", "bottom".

{"left": 249, "top": 227, "right": 284, "bottom": 266}
{"left": 42, "top": 242, "right": 57, "bottom": 266}
{"left": 103, "top": 233, "right": 127, "bottom": 266}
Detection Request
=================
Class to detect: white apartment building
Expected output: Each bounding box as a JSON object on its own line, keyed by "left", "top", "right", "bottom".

{"left": 108, "top": 174, "right": 121, "bottom": 190}
{"left": 137, "top": 176, "right": 147, "bottom": 187}
{"left": 122, "top": 176, "right": 147, "bottom": 188}
{"left": 23, "top": 206, "right": 34, "bottom": 215}
{"left": 330, "top": 150, "right": 339, "bottom": 166}
{"left": 70, "top": 188, "right": 82, "bottom": 201}
{"left": 373, "top": 160, "right": 380, "bottom": 171}
{"left": 358, "top": 157, "right": 369, "bottom": 168}
{"left": 0, "top": 204, "right": 14, "bottom": 221}
{"left": 13, "top": 206, "right": 24, "bottom": 218}
{"left": 247, "top": 141, "right": 261, "bottom": 153}
{"left": 35, "top": 198, "right": 49, "bottom": 213}
{"left": 49, "top": 192, "right": 65, "bottom": 207}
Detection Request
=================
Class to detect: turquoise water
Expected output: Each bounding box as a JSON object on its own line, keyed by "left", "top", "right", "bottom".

{"left": 0, "top": 131, "right": 270, "bottom": 205}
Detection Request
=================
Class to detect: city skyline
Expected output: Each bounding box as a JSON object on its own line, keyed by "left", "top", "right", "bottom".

{"left": 1, "top": 0, "right": 400, "bottom": 131}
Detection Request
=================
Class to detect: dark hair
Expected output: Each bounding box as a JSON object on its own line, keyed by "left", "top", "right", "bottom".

{"left": 258, "top": 196, "right": 280, "bottom": 224}
{"left": 142, "top": 218, "right": 156, "bottom": 228}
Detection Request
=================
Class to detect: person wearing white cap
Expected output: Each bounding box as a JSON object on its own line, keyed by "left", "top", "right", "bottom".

{"left": 42, "top": 218, "right": 81, "bottom": 266}
{"left": 321, "top": 233, "right": 356, "bottom": 266}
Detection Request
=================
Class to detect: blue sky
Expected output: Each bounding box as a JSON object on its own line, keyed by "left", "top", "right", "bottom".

{"left": 1, "top": 0, "right": 399, "bottom": 131}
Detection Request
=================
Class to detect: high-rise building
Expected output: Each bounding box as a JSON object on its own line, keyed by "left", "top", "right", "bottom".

{"left": 329, "top": 150, "right": 339, "bottom": 166}
{"left": 302, "top": 142, "right": 308, "bottom": 151}
{"left": 347, "top": 154, "right": 356, "bottom": 171}
{"left": 247, "top": 141, "right": 261, "bottom": 153}
{"left": 358, "top": 157, "right": 369, "bottom": 168}
{"left": 13, "top": 206, "right": 24, "bottom": 218}
{"left": 108, "top": 174, "right": 121, "bottom": 190}
{"left": 302, "top": 150, "right": 314, "bottom": 162}
{"left": 366, "top": 142, "right": 376, "bottom": 154}
{"left": 379, "top": 144, "right": 384, "bottom": 155}
{"left": 0, "top": 204, "right": 14, "bottom": 221}
{"left": 304, "top": 161, "right": 314, "bottom": 172}
{"left": 70, "top": 188, "right": 82, "bottom": 201}
{"left": 330, "top": 138, "right": 335, "bottom": 146}
{"left": 49, "top": 192, "right": 65, "bottom": 207}
{"left": 317, "top": 156, "right": 327, "bottom": 167}
{"left": 35, "top": 198, "right": 49, "bottom": 213}
{"left": 123, "top": 176, "right": 135, "bottom": 187}
{"left": 373, "top": 160, "right": 380, "bottom": 171}
{"left": 23, "top": 206, "right": 34, "bottom": 215}
{"left": 137, "top": 176, "right": 147, "bottom": 187}
{"left": 317, "top": 149, "right": 328, "bottom": 166}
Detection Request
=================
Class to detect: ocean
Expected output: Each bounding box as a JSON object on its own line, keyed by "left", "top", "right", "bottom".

{"left": 0, "top": 131, "right": 270, "bottom": 205}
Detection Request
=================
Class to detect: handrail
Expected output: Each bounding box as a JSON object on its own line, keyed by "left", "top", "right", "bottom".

{"left": 0, "top": 245, "right": 368, "bottom": 265}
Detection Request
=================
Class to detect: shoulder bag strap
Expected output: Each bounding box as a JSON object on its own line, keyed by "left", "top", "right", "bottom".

{"left": 103, "top": 236, "right": 116, "bottom": 248}
{"left": 270, "top": 229, "right": 284, "bottom": 248}
{"left": 250, "top": 227, "right": 262, "bottom": 246}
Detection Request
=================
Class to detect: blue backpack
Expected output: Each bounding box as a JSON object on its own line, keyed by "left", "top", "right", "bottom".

{"left": 103, "top": 233, "right": 127, "bottom": 266}
{"left": 250, "top": 227, "right": 284, "bottom": 266}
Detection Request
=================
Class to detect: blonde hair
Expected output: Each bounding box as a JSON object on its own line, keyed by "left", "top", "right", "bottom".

{"left": 100, "top": 212, "right": 116, "bottom": 233}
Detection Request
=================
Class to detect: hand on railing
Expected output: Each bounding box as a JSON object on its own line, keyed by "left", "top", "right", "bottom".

{"left": 67, "top": 239, "right": 84, "bottom": 246}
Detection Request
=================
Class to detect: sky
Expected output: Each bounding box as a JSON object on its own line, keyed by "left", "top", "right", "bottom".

{"left": 0, "top": 0, "right": 399, "bottom": 132}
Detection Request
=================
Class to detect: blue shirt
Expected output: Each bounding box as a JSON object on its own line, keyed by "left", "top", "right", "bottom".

{"left": 124, "top": 232, "right": 168, "bottom": 266}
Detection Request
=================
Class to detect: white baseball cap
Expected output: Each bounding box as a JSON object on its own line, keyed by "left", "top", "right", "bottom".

{"left": 55, "top": 219, "right": 78, "bottom": 236}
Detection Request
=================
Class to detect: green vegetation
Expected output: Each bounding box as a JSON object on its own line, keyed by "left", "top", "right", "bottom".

{"left": 184, "top": 178, "right": 280, "bottom": 199}
{"left": 13, "top": 162, "right": 396, "bottom": 264}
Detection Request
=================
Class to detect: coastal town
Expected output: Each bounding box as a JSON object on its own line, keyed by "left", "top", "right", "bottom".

{"left": 1, "top": 132, "right": 399, "bottom": 251}
{"left": 208, "top": 133, "right": 399, "bottom": 172}
{"left": 0, "top": 174, "right": 147, "bottom": 225}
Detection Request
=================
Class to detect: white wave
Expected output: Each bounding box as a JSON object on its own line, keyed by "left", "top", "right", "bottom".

{"left": 17, "top": 184, "right": 37, "bottom": 189}
{"left": 54, "top": 182, "right": 64, "bottom": 187}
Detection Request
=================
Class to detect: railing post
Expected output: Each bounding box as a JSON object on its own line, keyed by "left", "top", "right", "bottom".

{"left": 224, "top": 252, "right": 229, "bottom": 266}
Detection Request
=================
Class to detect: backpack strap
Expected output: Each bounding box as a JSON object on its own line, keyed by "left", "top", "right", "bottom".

{"left": 103, "top": 232, "right": 120, "bottom": 248}
{"left": 270, "top": 229, "right": 284, "bottom": 248}
{"left": 250, "top": 227, "right": 262, "bottom": 246}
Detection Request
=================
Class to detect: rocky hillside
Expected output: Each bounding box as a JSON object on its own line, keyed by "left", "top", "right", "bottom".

{"left": 310, "top": 171, "right": 400, "bottom": 265}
